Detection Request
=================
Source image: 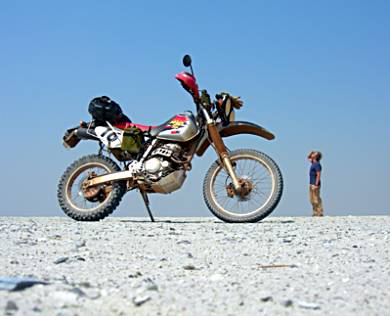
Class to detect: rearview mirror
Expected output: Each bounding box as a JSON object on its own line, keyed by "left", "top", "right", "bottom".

{"left": 183, "top": 55, "right": 192, "bottom": 67}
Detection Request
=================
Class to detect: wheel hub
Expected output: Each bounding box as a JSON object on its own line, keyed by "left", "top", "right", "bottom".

{"left": 81, "top": 172, "right": 108, "bottom": 202}
{"left": 226, "top": 177, "right": 253, "bottom": 199}
{"left": 82, "top": 186, "right": 102, "bottom": 201}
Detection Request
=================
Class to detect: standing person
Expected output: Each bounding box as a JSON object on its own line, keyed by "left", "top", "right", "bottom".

{"left": 308, "top": 151, "right": 324, "bottom": 216}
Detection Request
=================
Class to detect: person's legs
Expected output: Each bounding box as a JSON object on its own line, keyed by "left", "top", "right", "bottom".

{"left": 311, "top": 186, "right": 323, "bottom": 216}
{"left": 315, "top": 188, "right": 324, "bottom": 216}
{"left": 309, "top": 186, "right": 317, "bottom": 216}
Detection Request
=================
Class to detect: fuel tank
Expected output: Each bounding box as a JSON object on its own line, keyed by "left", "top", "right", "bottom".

{"left": 156, "top": 111, "right": 199, "bottom": 142}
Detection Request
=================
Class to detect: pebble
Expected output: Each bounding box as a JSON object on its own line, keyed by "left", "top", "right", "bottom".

{"left": 128, "top": 271, "right": 143, "bottom": 278}
{"left": 78, "top": 282, "right": 91, "bottom": 288}
{"left": 5, "top": 300, "right": 18, "bottom": 312}
{"left": 183, "top": 264, "right": 196, "bottom": 270}
{"left": 281, "top": 299, "right": 293, "bottom": 307}
{"left": 260, "top": 296, "right": 273, "bottom": 302}
{"left": 75, "top": 240, "right": 86, "bottom": 249}
{"left": 138, "top": 278, "right": 158, "bottom": 292}
{"left": 177, "top": 240, "right": 191, "bottom": 245}
{"left": 0, "top": 277, "right": 47, "bottom": 291}
{"left": 298, "top": 301, "right": 321, "bottom": 310}
{"left": 133, "top": 294, "right": 151, "bottom": 306}
{"left": 54, "top": 256, "right": 69, "bottom": 264}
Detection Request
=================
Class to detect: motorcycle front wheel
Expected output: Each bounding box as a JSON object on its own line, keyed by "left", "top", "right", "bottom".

{"left": 57, "top": 155, "right": 126, "bottom": 221}
{"left": 203, "top": 149, "right": 283, "bottom": 223}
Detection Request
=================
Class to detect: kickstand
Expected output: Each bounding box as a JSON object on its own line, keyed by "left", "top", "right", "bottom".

{"left": 140, "top": 190, "right": 155, "bottom": 222}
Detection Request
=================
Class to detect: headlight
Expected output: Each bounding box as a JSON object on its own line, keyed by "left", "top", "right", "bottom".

{"left": 224, "top": 98, "right": 235, "bottom": 122}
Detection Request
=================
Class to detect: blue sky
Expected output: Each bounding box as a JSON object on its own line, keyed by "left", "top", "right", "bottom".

{"left": 0, "top": 1, "right": 389, "bottom": 217}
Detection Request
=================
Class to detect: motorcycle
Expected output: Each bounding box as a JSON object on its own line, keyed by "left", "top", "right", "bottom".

{"left": 58, "top": 55, "right": 283, "bottom": 223}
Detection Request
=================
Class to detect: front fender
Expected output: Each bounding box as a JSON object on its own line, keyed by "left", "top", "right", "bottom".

{"left": 196, "top": 121, "right": 275, "bottom": 157}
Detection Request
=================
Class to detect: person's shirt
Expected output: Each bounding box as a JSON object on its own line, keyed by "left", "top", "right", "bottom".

{"left": 310, "top": 162, "right": 322, "bottom": 186}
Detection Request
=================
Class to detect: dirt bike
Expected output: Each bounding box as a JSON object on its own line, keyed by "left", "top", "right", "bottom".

{"left": 58, "top": 55, "right": 283, "bottom": 223}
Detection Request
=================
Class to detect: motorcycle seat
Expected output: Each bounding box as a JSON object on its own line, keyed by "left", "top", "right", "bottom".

{"left": 114, "top": 122, "right": 166, "bottom": 137}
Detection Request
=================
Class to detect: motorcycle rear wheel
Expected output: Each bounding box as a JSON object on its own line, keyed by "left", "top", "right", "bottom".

{"left": 57, "top": 155, "right": 126, "bottom": 221}
{"left": 203, "top": 149, "right": 283, "bottom": 223}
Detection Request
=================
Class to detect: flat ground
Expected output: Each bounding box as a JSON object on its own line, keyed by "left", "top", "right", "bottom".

{"left": 0, "top": 216, "right": 389, "bottom": 316}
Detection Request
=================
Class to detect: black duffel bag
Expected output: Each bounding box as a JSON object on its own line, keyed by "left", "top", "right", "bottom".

{"left": 88, "top": 96, "right": 130, "bottom": 124}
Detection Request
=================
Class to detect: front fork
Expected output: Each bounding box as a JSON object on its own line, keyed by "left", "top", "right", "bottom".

{"left": 203, "top": 109, "right": 241, "bottom": 190}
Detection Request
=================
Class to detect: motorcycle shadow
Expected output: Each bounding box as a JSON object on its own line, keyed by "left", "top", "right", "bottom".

{"left": 118, "top": 218, "right": 295, "bottom": 224}
{"left": 118, "top": 219, "right": 218, "bottom": 224}
{"left": 261, "top": 219, "right": 295, "bottom": 224}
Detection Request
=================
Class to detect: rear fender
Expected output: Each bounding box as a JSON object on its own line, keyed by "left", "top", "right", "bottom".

{"left": 196, "top": 121, "right": 275, "bottom": 157}
{"left": 63, "top": 127, "right": 98, "bottom": 148}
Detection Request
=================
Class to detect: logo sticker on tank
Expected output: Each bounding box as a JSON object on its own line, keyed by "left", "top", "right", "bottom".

{"left": 168, "top": 115, "right": 189, "bottom": 129}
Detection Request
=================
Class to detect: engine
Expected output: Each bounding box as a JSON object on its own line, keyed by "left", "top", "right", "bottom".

{"left": 142, "top": 143, "right": 187, "bottom": 194}
{"left": 143, "top": 143, "right": 181, "bottom": 177}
